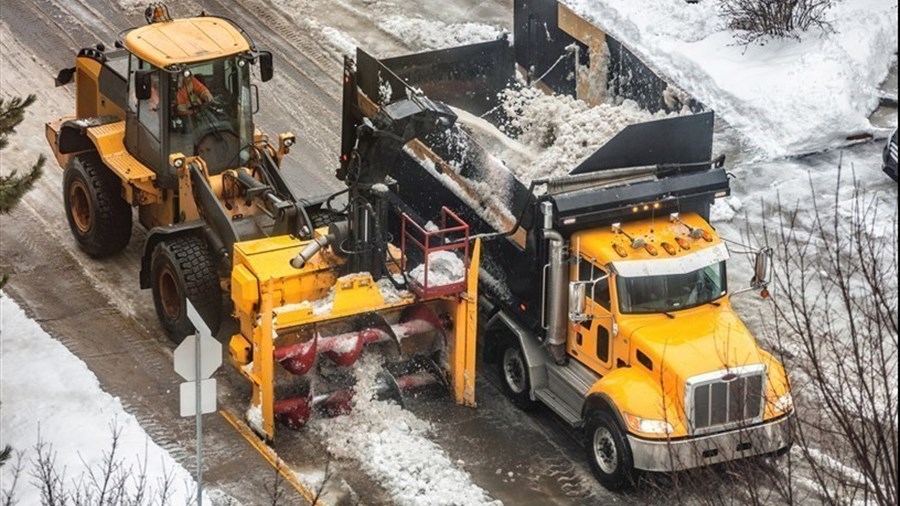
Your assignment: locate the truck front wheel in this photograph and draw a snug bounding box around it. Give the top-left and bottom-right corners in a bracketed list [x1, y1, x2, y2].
[63, 152, 132, 258]
[585, 410, 635, 491]
[150, 235, 222, 343]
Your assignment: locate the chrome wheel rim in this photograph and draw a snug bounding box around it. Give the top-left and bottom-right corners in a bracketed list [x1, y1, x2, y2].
[593, 426, 618, 475]
[502, 347, 527, 394]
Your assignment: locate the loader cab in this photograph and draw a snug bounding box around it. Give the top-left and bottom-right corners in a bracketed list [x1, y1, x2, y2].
[122, 15, 270, 187]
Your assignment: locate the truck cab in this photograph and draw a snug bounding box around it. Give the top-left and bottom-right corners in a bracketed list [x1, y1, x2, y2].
[492, 206, 793, 490]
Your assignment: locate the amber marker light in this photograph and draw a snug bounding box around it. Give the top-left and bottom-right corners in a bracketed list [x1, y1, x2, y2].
[676, 236, 691, 250]
[613, 243, 628, 258]
[644, 244, 659, 256]
[661, 242, 677, 256]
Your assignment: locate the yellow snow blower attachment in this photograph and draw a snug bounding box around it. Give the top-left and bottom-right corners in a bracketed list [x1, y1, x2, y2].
[228, 103, 482, 440]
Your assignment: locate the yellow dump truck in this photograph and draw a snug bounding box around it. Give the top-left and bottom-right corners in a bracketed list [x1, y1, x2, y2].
[342, 43, 794, 490]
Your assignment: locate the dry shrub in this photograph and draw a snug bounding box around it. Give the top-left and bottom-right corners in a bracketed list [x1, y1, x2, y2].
[720, 0, 836, 45]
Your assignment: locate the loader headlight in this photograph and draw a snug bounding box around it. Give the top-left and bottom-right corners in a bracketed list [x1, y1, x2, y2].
[774, 392, 794, 414]
[623, 412, 674, 435]
[173, 158, 184, 168]
[284, 137, 294, 148]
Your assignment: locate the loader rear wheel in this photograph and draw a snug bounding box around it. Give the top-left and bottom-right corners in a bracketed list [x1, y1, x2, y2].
[63, 152, 131, 258]
[498, 338, 539, 411]
[150, 235, 222, 343]
[585, 409, 635, 491]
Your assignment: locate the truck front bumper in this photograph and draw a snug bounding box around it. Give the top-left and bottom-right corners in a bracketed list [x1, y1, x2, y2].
[628, 414, 793, 472]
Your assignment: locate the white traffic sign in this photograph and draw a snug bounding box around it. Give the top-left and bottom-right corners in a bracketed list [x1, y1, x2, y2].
[174, 301, 222, 381]
[180, 379, 217, 416]
[175, 334, 222, 381]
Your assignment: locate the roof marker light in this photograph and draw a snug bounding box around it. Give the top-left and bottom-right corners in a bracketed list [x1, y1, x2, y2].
[661, 242, 678, 256]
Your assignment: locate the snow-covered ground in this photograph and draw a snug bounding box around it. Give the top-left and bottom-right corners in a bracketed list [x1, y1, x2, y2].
[0, 294, 204, 505]
[311, 358, 501, 506]
[562, 0, 899, 158]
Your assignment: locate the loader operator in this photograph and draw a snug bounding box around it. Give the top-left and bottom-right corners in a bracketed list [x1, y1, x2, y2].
[175, 73, 215, 116]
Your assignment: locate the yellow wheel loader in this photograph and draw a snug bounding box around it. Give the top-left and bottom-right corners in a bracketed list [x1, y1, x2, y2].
[46, 3, 481, 441]
[47, 3, 303, 340]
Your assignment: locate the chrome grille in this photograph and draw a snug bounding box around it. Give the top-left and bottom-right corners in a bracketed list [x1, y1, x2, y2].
[687, 365, 766, 433]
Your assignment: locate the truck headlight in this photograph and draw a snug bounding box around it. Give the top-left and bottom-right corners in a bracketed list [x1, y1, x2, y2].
[623, 412, 674, 435]
[774, 392, 794, 414]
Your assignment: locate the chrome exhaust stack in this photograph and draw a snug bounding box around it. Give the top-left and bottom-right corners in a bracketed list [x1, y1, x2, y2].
[541, 201, 568, 365]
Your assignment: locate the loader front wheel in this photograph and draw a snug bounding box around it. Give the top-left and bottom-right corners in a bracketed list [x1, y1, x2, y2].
[63, 153, 131, 258]
[150, 235, 222, 343]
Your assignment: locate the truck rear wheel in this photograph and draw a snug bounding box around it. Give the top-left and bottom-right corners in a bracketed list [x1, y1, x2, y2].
[63, 152, 132, 258]
[150, 235, 222, 343]
[585, 410, 635, 491]
[498, 338, 539, 411]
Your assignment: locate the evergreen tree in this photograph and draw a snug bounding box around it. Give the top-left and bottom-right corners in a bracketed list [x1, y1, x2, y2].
[0, 94, 45, 289]
[0, 95, 45, 215]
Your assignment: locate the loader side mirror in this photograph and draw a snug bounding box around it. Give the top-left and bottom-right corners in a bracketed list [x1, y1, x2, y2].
[750, 247, 773, 290]
[258, 51, 273, 82]
[134, 70, 153, 101]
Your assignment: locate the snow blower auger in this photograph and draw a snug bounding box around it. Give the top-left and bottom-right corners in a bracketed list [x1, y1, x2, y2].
[227, 72, 482, 440]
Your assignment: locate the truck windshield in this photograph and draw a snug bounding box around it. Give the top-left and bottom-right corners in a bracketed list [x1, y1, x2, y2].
[616, 261, 727, 314]
[168, 55, 253, 174]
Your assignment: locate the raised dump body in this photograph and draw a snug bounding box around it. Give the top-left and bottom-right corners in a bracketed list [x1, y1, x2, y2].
[341, 41, 793, 490]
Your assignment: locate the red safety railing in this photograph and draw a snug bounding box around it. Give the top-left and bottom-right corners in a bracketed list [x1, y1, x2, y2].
[401, 207, 470, 299]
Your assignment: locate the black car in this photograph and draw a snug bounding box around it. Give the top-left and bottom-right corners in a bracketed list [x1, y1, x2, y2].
[884, 128, 898, 182]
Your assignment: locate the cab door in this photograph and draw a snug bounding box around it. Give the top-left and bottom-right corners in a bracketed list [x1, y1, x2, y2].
[568, 258, 614, 376]
[125, 55, 163, 174]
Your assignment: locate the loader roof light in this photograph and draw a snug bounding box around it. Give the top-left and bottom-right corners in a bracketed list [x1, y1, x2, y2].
[144, 3, 172, 24]
[173, 158, 184, 168]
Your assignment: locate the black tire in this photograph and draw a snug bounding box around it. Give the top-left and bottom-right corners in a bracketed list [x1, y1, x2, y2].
[63, 152, 131, 258]
[585, 409, 636, 491]
[150, 235, 222, 343]
[498, 337, 539, 411]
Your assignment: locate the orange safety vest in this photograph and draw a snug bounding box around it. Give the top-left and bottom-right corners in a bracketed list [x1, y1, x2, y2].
[176, 77, 211, 115]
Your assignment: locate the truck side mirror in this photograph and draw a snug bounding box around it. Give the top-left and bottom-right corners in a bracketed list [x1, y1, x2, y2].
[134, 70, 153, 101]
[751, 247, 773, 290]
[258, 51, 273, 82]
[569, 281, 587, 322]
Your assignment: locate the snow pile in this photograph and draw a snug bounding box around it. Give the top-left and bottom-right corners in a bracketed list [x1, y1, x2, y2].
[496, 86, 670, 181]
[311, 358, 500, 506]
[561, 0, 899, 157]
[379, 16, 504, 51]
[408, 251, 466, 288]
[0, 294, 204, 504]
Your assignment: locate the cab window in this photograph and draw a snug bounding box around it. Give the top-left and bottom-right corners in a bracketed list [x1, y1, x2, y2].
[578, 259, 610, 309]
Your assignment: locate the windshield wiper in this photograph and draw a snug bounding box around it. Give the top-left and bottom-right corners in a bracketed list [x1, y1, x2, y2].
[662, 311, 676, 319]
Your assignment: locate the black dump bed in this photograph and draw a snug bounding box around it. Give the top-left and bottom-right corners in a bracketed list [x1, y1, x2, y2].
[341, 41, 730, 331]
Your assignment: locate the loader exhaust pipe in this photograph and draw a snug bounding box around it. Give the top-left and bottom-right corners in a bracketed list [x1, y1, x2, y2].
[541, 201, 568, 365]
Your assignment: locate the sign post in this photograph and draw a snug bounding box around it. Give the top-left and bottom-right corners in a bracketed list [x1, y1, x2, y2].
[175, 301, 222, 506]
